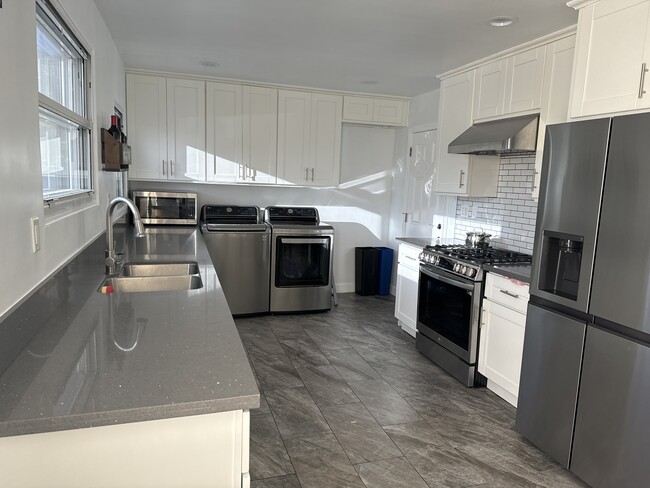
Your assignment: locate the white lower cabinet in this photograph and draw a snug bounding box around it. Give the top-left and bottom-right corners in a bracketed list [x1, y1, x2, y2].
[479, 272, 530, 406]
[394, 243, 422, 337]
[0, 410, 251, 488]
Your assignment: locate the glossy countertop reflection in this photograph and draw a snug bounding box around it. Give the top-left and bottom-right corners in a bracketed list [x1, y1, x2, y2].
[0, 226, 259, 437]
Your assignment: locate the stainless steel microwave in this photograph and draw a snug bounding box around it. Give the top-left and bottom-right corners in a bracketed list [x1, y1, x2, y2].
[131, 191, 198, 225]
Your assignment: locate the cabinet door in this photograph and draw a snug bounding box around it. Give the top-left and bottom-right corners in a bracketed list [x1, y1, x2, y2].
[277, 90, 311, 185]
[126, 74, 167, 180]
[570, 0, 650, 117]
[309, 93, 342, 186]
[373, 99, 406, 125]
[206, 82, 243, 183]
[434, 71, 474, 194]
[473, 59, 507, 120]
[533, 35, 575, 199]
[395, 263, 419, 335]
[166, 78, 206, 182]
[505, 46, 546, 114]
[342, 96, 374, 122]
[243, 86, 277, 184]
[478, 300, 526, 405]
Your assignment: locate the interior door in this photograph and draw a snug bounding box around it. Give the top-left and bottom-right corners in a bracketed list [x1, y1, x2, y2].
[404, 130, 436, 236]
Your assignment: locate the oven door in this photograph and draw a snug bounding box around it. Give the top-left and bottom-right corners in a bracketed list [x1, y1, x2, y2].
[274, 236, 331, 288]
[417, 264, 481, 364]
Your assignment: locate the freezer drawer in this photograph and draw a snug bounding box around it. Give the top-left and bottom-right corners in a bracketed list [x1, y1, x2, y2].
[570, 326, 650, 488]
[515, 303, 586, 468]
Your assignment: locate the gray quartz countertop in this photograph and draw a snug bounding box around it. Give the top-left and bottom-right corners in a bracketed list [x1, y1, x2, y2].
[483, 263, 532, 283]
[0, 225, 259, 437]
[396, 237, 459, 248]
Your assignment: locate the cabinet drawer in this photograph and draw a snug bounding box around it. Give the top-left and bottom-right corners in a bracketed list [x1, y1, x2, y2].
[398, 243, 422, 270]
[485, 272, 529, 313]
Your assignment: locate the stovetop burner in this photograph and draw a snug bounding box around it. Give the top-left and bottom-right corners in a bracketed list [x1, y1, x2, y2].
[419, 244, 531, 281]
[425, 245, 532, 265]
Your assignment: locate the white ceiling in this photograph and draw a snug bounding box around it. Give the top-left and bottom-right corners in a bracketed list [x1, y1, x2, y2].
[93, 0, 577, 97]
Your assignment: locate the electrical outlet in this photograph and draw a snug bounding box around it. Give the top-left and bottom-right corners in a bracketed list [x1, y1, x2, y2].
[468, 203, 475, 219]
[460, 204, 469, 218]
[31, 217, 41, 253]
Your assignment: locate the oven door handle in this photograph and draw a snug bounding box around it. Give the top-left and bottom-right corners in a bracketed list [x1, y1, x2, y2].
[279, 238, 329, 245]
[420, 266, 475, 292]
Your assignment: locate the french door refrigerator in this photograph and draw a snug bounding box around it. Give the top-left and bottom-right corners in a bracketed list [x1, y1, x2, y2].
[516, 113, 650, 488]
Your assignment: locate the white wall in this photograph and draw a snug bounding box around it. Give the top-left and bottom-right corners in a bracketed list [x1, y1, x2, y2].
[0, 0, 125, 318]
[132, 124, 397, 293]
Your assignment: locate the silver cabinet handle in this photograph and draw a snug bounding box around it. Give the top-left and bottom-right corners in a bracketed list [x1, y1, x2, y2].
[310, 168, 315, 182]
[213, 157, 217, 175]
[162, 160, 166, 176]
[459, 170, 466, 188]
[170, 160, 174, 176]
[499, 289, 519, 299]
[305, 168, 309, 182]
[639, 63, 649, 99]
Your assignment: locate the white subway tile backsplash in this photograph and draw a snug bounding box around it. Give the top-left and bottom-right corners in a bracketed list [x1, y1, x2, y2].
[455, 156, 538, 253]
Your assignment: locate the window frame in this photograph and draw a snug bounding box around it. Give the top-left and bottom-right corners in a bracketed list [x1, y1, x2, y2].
[36, 0, 94, 204]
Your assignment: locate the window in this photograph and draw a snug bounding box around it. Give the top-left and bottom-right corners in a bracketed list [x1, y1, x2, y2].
[36, 0, 92, 201]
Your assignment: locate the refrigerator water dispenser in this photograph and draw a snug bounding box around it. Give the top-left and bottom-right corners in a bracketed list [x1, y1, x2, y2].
[537, 231, 583, 301]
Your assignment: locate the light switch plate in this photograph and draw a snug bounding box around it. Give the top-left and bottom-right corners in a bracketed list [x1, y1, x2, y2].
[31, 217, 40, 253]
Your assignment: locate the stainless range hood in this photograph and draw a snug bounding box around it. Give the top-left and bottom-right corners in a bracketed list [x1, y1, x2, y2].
[448, 114, 539, 155]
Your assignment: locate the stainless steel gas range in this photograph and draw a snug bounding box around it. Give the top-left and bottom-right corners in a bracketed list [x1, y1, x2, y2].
[416, 244, 531, 387]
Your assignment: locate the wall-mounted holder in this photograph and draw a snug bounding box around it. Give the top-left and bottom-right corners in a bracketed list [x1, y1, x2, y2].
[101, 128, 130, 172]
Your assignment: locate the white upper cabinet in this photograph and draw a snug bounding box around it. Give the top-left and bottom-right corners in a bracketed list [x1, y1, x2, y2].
[570, 0, 650, 117]
[277, 90, 342, 186]
[277, 90, 312, 185]
[434, 71, 474, 194]
[343, 96, 408, 126]
[505, 46, 547, 114]
[242, 86, 278, 184]
[473, 59, 507, 120]
[533, 35, 576, 199]
[126, 74, 167, 180]
[206, 82, 243, 183]
[166, 78, 206, 182]
[309, 93, 342, 186]
[473, 47, 546, 121]
[126, 74, 205, 182]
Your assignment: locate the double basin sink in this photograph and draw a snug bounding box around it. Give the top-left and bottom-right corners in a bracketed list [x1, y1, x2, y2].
[100, 262, 203, 293]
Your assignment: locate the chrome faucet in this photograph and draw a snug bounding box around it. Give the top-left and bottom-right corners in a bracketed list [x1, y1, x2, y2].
[105, 196, 146, 275]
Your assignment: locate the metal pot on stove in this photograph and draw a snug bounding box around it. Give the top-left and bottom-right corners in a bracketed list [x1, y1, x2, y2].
[465, 231, 491, 248]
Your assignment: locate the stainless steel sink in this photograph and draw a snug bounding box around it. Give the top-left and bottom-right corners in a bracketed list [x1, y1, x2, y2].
[99, 261, 203, 293]
[119, 261, 200, 277]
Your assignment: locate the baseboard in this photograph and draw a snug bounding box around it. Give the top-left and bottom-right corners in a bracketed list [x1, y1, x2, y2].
[335, 283, 355, 293]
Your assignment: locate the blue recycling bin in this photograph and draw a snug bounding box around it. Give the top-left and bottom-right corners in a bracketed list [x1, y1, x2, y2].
[375, 247, 394, 296]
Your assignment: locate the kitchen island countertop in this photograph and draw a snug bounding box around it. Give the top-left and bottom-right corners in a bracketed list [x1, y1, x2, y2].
[0, 225, 259, 438]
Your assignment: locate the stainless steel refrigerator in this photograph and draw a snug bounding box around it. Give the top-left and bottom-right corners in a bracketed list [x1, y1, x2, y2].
[516, 113, 650, 488]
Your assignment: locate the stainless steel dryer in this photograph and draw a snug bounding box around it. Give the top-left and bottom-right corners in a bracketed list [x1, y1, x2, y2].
[200, 205, 270, 315]
[265, 207, 334, 313]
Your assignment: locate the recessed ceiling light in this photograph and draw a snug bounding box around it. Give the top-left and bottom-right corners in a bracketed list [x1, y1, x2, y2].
[489, 16, 516, 27]
[199, 60, 219, 68]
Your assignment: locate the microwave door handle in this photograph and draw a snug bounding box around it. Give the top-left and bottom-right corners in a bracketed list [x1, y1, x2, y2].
[420, 266, 475, 292]
[279, 238, 329, 245]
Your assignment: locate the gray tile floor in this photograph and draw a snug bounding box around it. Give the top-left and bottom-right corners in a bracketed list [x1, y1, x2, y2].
[236, 293, 589, 488]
